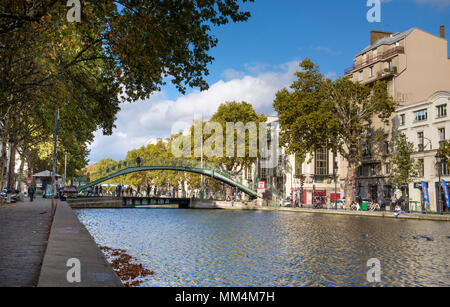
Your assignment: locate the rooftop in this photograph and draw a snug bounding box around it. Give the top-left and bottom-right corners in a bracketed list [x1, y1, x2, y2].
[356, 28, 415, 57]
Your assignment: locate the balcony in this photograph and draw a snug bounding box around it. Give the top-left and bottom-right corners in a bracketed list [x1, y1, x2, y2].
[344, 46, 404, 75]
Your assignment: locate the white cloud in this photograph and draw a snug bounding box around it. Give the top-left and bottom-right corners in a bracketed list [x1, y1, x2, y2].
[88, 60, 300, 163]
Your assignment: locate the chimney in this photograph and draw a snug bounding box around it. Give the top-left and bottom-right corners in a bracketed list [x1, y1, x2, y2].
[440, 25, 445, 39]
[370, 30, 392, 46]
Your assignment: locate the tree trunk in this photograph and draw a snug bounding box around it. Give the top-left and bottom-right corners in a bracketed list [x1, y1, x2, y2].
[18, 157, 25, 192]
[0, 133, 7, 189]
[344, 160, 358, 209]
[7, 140, 17, 191]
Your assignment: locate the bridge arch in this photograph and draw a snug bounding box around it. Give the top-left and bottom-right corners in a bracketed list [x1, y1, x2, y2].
[77, 163, 257, 199]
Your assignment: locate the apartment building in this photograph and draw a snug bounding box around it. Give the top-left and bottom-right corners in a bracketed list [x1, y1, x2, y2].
[394, 91, 450, 212]
[345, 26, 450, 104]
[343, 26, 450, 207]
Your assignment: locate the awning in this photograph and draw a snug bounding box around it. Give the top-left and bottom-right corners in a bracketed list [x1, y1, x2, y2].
[32, 170, 62, 178]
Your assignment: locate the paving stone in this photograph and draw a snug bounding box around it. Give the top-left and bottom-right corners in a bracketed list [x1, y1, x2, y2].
[0, 198, 52, 287]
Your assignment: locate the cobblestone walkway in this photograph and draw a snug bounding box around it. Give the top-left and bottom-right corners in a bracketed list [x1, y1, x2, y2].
[0, 199, 53, 287]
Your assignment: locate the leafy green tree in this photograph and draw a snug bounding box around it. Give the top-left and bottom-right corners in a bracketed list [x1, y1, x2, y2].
[208, 101, 267, 175]
[1, 0, 255, 189]
[388, 132, 422, 203]
[438, 140, 450, 165]
[273, 59, 396, 208]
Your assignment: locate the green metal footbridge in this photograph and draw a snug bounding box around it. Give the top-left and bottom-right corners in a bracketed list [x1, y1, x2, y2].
[77, 158, 258, 199]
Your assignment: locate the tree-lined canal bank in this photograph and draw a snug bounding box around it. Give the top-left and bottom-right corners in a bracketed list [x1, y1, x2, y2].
[76, 208, 450, 287]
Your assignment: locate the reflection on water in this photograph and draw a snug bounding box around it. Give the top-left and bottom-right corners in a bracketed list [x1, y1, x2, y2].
[75, 209, 450, 287]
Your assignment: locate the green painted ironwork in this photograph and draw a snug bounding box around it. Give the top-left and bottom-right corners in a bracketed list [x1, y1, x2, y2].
[77, 158, 258, 198]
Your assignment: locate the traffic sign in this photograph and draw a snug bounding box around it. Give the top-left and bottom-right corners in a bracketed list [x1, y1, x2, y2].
[257, 181, 266, 189]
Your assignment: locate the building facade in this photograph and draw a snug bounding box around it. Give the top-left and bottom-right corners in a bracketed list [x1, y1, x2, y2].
[395, 91, 450, 212]
[343, 26, 450, 208]
[248, 117, 342, 206]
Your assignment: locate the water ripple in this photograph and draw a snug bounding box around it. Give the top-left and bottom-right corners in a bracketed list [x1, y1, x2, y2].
[75, 209, 450, 287]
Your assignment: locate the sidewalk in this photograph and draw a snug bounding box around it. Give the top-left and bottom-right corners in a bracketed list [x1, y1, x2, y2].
[0, 198, 53, 287]
[236, 206, 450, 222]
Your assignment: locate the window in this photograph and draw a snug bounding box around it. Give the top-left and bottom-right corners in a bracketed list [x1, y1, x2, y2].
[387, 60, 392, 70]
[384, 141, 390, 155]
[373, 49, 378, 58]
[418, 132, 424, 151]
[358, 166, 364, 177]
[245, 167, 252, 181]
[437, 105, 447, 118]
[370, 164, 377, 177]
[259, 161, 267, 179]
[439, 128, 446, 141]
[315, 148, 329, 176]
[399, 114, 406, 126]
[370, 66, 374, 77]
[443, 163, 450, 176]
[385, 164, 391, 175]
[414, 109, 428, 122]
[439, 128, 446, 148]
[359, 71, 363, 81]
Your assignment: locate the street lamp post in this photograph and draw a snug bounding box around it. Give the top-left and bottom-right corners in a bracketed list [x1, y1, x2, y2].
[333, 149, 338, 210]
[436, 152, 442, 213]
[51, 109, 60, 215]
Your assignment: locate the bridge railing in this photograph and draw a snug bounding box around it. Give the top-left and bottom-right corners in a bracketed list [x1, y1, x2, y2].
[80, 158, 239, 186]
[78, 158, 289, 198]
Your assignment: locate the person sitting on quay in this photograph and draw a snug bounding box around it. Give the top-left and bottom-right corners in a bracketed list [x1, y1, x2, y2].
[351, 201, 360, 211]
[394, 204, 406, 217]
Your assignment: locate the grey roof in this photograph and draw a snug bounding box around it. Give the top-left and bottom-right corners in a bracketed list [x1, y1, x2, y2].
[356, 28, 415, 56]
[32, 170, 61, 178]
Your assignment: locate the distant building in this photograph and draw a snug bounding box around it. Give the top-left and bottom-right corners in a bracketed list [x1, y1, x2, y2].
[394, 91, 450, 212]
[244, 116, 341, 206]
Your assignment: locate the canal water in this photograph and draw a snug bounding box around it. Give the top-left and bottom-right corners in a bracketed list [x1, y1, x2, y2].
[75, 209, 450, 287]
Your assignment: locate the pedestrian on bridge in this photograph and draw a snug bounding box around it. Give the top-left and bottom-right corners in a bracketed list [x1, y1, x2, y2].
[146, 185, 151, 197]
[137, 186, 141, 197]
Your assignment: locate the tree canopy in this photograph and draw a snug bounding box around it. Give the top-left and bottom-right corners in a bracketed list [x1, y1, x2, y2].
[0, 0, 254, 188]
[273, 58, 396, 207]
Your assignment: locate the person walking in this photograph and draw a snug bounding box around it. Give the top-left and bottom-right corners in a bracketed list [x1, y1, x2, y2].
[146, 184, 151, 197]
[137, 185, 140, 197]
[28, 185, 35, 202]
[99, 185, 103, 196]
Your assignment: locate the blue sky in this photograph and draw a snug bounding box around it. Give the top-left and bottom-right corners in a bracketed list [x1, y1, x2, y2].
[88, 0, 450, 163]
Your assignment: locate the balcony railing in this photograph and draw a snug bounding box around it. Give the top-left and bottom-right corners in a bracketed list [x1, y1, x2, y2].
[344, 46, 404, 75]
